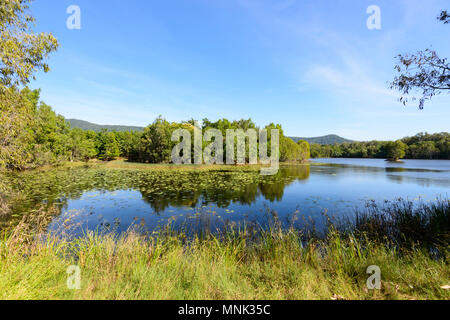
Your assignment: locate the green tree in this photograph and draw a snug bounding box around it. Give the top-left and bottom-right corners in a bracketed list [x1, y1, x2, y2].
[104, 132, 120, 161]
[390, 11, 449, 109]
[385, 141, 407, 161]
[140, 117, 173, 163]
[310, 144, 323, 158]
[96, 131, 120, 161]
[67, 129, 97, 162]
[115, 131, 143, 160]
[280, 136, 298, 162]
[32, 101, 71, 164]
[0, 0, 59, 87]
[0, 0, 58, 170]
[409, 141, 439, 159]
[297, 140, 311, 162]
[0, 88, 34, 169]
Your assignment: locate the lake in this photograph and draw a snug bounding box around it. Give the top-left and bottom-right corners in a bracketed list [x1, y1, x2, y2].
[2, 159, 449, 237]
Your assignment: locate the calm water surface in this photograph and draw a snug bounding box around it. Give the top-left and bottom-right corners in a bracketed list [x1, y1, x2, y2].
[43, 159, 449, 236]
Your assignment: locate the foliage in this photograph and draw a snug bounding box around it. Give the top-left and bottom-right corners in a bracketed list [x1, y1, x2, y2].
[32, 100, 72, 165]
[2, 90, 448, 168]
[0, 87, 43, 169]
[1, 89, 90, 169]
[391, 49, 450, 109]
[390, 11, 449, 109]
[0, 0, 59, 87]
[69, 118, 354, 147]
[280, 137, 310, 162]
[310, 132, 449, 160]
[1, 92, 312, 169]
[408, 141, 439, 159]
[0, 198, 448, 300]
[385, 140, 407, 161]
[297, 140, 310, 161]
[0, 0, 59, 169]
[140, 117, 174, 163]
[67, 129, 97, 162]
[96, 130, 120, 161]
[115, 130, 142, 161]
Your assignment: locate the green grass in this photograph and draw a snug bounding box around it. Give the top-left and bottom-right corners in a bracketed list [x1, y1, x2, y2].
[0, 217, 448, 300]
[104, 159, 266, 171]
[0, 164, 448, 300]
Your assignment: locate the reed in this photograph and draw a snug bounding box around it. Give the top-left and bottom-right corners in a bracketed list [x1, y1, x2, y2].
[0, 199, 448, 300]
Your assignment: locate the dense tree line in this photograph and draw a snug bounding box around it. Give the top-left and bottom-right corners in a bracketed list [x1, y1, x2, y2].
[128, 118, 310, 164]
[0, 89, 311, 170]
[2, 88, 448, 171]
[1, 87, 447, 170]
[310, 132, 450, 160]
[1, 2, 448, 171]
[0, 3, 310, 171]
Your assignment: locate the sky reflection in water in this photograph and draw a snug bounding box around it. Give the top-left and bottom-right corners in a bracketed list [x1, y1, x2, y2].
[47, 159, 450, 237]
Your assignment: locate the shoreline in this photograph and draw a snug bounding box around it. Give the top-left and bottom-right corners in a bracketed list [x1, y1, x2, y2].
[1, 223, 448, 300]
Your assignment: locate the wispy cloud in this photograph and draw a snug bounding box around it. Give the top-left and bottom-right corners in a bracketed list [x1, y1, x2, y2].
[83, 79, 137, 97]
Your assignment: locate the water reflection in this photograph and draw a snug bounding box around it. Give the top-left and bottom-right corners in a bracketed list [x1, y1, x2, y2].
[1, 160, 449, 236]
[139, 165, 310, 211]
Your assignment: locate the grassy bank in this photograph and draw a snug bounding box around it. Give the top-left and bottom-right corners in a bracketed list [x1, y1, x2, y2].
[0, 200, 449, 300]
[0, 164, 448, 300]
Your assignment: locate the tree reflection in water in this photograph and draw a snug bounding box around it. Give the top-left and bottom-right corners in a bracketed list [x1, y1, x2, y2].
[139, 165, 310, 212]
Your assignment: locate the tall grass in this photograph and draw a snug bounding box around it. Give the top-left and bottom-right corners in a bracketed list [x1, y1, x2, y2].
[348, 198, 449, 250]
[0, 199, 448, 300]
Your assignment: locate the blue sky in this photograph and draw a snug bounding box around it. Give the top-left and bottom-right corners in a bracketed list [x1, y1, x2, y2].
[30, 0, 449, 140]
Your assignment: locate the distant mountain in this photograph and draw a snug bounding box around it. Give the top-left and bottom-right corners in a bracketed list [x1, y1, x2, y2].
[289, 135, 354, 145]
[67, 119, 144, 132]
[68, 119, 353, 144]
